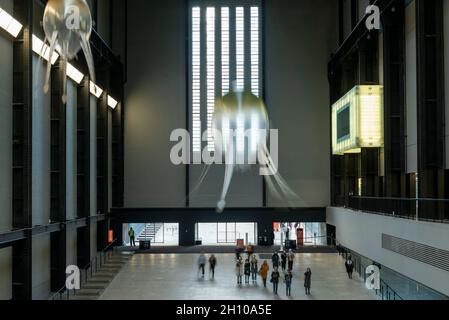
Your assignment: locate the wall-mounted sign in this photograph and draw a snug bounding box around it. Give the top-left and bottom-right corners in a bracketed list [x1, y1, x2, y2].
[332, 85, 384, 155]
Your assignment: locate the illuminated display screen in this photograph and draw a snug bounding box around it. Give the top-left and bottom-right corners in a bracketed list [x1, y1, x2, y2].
[337, 104, 350, 142]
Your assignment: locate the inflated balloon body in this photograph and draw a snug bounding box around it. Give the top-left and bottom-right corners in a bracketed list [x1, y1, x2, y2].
[42, 0, 95, 103]
[212, 86, 299, 213]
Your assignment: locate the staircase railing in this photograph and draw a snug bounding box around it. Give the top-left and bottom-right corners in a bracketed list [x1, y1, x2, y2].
[337, 245, 403, 301]
[49, 239, 118, 300]
[137, 223, 164, 242]
[375, 279, 403, 300]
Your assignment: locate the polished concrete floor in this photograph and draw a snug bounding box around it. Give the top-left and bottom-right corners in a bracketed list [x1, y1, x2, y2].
[100, 253, 377, 300]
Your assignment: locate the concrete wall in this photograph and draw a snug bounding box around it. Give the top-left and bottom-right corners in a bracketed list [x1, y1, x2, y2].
[444, 0, 449, 169]
[66, 228, 77, 267]
[358, 0, 370, 20]
[0, 0, 13, 232]
[97, 0, 111, 46]
[32, 234, 51, 300]
[0, 0, 13, 299]
[125, 0, 186, 207]
[32, 57, 51, 226]
[265, 0, 337, 207]
[66, 80, 77, 220]
[342, 0, 352, 40]
[108, 110, 112, 211]
[405, 0, 418, 173]
[327, 207, 449, 297]
[90, 96, 97, 215]
[90, 223, 97, 259]
[0, 247, 12, 300]
[124, 0, 337, 208]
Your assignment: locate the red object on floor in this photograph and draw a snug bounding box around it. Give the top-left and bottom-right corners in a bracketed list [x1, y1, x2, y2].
[297, 228, 304, 246]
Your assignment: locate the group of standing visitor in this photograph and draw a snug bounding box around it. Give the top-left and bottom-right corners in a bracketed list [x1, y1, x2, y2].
[196, 250, 313, 297]
[234, 249, 312, 297]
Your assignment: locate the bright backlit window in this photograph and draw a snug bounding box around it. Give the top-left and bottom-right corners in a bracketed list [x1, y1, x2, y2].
[189, 1, 262, 153]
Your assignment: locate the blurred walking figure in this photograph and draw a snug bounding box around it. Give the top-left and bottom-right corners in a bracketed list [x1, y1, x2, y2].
[209, 254, 217, 279]
[244, 259, 251, 284]
[198, 252, 206, 278]
[280, 251, 287, 272]
[345, 256, 354, 279]
[287, 249, 295, 271]
[128, 227, 136, 247]
[271, 251, 280, 269]
[304, 268, 312, 295]
[250, 255, 258, 283]
[235, 258, 244, 285]
[259, 260, 270, 288]
[271, 267, 280, 295]
[284, 270, 293, 296]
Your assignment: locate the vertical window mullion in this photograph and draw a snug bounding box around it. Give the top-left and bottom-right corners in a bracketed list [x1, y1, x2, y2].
[250, 6, 260, 97]
[216, 6, 222, 98]
[229, 4, 237, 90]
[191, 7, 202, 153]
[221, 7, 230, 96]
[206, 7, 215, 152]
[235, 6, 245, 91]
[244, 5, 252, 91]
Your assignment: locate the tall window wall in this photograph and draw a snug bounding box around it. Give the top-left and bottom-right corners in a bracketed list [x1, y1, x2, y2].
[189, 0, 263, 154]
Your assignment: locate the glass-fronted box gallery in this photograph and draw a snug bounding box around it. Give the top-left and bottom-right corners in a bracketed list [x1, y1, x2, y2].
[122, 222, 327, 247]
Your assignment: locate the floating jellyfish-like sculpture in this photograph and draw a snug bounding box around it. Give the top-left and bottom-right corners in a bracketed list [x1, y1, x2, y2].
[212, 84, 299, 213]
[42, 0, 95, 103]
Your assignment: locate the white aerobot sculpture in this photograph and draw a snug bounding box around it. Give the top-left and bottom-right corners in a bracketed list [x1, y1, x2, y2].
[41, 0, 95, 103]
[210, 83, 298, 212]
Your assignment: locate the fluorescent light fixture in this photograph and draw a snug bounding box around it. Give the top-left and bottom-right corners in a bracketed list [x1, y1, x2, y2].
[332, 85, 384, 155]
[32, 34, 59, 64]
[0, 7, 23, 37]
[90, 81, 103, 98]
[107, 95, 118, 109]
[66, 62, 84, 84]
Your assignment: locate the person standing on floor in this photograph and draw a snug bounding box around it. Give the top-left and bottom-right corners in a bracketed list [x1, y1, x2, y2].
[259, 260, 270, 288]
[235, 258, 244, 285]
[304, 268, 312, 295]
[244, 259, 251, 284]
[272, 251, 280, 269]
[280, 251, 287, 272]
[209, 254, 217, 279]
[128, 227, 136, 247]
[271, 267, 280, 295]
[198, 252, 207, 278]
[345, 256, 354, 279]
[287, 249, 295, 271]
[284, 270, 293, 297]
[250, 255, 258, 283]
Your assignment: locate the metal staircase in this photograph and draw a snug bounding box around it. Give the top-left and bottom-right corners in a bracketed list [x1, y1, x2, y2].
[137, 223, 164, 242]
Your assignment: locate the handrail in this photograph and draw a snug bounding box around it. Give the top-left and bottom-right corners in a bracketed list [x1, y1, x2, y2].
[337, 245, 403, 301]
[350, 196, 449, 202]
[345, 196, 449, 224]
[376, 279, 403, 301]
[49, 239, 118, 300]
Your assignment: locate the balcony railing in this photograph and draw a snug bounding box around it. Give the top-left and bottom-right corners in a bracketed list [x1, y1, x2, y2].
[346, 196, 449, 224]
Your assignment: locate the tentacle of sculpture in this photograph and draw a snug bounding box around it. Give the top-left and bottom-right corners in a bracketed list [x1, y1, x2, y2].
[261, 143, 303, 205]
[217, 164, 234, 213]
[43, 30, 58, 94]
[80, 32, 95, 83]
[182, 164, 212, 206]
[61, 41, 68, 103]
